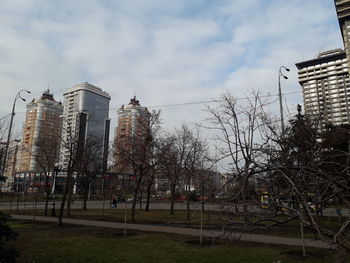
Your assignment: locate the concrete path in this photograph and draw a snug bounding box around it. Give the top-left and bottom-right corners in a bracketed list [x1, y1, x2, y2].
[11, 214, 332, 249]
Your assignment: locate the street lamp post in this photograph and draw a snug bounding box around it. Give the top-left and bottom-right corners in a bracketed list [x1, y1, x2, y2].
[51, 163, 59, 217]
[1, 90, 31, 187]
[278, 66, 290, 133]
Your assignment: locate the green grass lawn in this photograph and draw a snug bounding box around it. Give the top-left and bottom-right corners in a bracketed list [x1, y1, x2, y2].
[11, 208, 201, 224]
[11, 207, 343, 240]
[8, 220, 341, 263]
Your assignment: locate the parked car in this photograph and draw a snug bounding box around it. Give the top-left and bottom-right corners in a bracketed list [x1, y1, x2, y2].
[127, 197, 140, 201]
[117, 196, 125, 202]
[152, 194, 161, 200]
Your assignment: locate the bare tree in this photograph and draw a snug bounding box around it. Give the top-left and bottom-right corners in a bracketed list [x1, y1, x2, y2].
[207, 91, 269, 217]
[158, 134, 180, 215]
[181, 125, 209, 221]
[20, 132, 60, 215]
[57, 120, 81, 226]
[114, 110, 161, 222]
[76, 136, 104, 210]
[206, 93, 350, 253]
[144, 166, 156, 212]
[157, 125, 208, 216]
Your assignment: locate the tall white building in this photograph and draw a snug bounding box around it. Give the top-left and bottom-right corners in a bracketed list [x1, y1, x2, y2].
[60, 82, 110, 171]
[294, 1, 350, 128]
[335, 0, 350, 72]
[296, 49, 350, 128]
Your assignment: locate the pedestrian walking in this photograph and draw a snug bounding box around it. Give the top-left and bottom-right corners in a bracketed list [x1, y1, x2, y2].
[112, 197, 117, 208]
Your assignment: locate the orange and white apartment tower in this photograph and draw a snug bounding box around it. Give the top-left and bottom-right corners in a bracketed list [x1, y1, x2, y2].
[16, 90, 63, 172]
[114, 96, 151, 174]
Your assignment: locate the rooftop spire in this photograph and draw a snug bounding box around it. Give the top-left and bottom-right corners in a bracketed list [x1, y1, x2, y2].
[129, 96, 140, 106]
[41, 89, 54, 101]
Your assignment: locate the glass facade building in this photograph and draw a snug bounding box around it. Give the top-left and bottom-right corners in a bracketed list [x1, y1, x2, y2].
[60, 82, 110, 171]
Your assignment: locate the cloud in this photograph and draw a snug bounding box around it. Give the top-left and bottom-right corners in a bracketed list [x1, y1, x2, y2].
[0, 0, 343, 141]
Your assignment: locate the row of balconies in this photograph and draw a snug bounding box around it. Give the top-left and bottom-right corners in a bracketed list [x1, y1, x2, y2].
[298, 63, 347, 72]
[299, 70, 348, 80]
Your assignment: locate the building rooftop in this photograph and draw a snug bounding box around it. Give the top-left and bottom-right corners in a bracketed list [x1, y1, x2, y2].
[295, 49, 346, 69]
[129, 96, 140, 106]
[40, 89, 55, 101]
[29, 89, 62, 106]
[64, 82, 111, 99]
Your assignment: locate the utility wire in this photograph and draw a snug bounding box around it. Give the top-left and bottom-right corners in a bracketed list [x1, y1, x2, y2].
[4, 90, 302, 115]
[146, 91, 301, 108]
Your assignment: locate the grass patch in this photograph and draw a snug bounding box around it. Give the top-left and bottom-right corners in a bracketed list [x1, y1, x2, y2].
[9, 220, 340, 263]
[12, 208, 343, 240]
[8, 220, 55, 230]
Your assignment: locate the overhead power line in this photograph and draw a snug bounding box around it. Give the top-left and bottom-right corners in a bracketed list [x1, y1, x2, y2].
[4, 90, 302, 115]
[145, 91, 301, 108]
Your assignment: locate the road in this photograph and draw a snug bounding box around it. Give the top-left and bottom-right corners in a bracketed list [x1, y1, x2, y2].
[1, 200, 349, 217]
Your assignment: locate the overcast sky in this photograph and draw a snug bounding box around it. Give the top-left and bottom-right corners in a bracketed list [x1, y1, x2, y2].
[0, 0, 343, 140]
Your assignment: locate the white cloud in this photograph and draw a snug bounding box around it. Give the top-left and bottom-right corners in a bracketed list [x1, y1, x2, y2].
[0, 0, 343, 141]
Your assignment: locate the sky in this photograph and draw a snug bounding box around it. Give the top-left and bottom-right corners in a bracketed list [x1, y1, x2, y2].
[0, 0, 343, 141]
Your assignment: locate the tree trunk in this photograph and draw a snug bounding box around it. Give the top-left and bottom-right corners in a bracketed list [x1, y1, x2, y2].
[139, 188, 143, 210]
[124, 200, 127, 237]
[83, 192, 88, 210]
[300, 216, 306, 257]
[186, 176, 191, 222]
[131, 173, 143, 222]
[241, 179, 248, 223]
[67, 184, 73, 217]
[88, 181, 92, 201]
[32, 192, 39, 223]
[170, 183, 176, 215]
[145, 178, 154, 212]
[44, 176, 50, 216]
[186, 197, 190, 222]
[22, 192, 27, 213]
[201, 178, 205, 213]
[100, 176, 105, 196]
[145, 186, 151, 212]
[44, 191, 50, 216]
[58, 173, 70, 226]
[16, 194, 19, 212]
[66, 177, 75, 216]
[200, 201, 203, 245]
[9, 192, 14, 214]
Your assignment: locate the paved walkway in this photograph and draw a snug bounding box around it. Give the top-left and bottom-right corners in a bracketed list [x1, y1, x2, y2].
[11, 214, 331, 249]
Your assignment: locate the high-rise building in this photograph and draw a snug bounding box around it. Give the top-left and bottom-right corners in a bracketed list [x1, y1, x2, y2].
[294, 1, 350, 128]
[16, 90, 63, 172]
[114, 96, 151, 173]
[335, 0, 350, 72]
[59, 82, 110, 171]
[296, 49, 350, 128]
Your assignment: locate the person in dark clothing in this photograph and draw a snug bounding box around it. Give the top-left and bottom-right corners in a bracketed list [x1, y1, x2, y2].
[112, 197, 117, 208]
